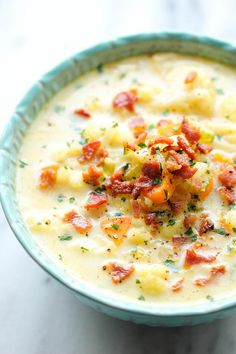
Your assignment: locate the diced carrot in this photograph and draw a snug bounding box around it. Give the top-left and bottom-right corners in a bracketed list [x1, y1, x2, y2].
[39, 165, 59, 189]
[100, 217, 132, 246]
[145, 175, 175, 204]
[198, 178, 214, 200]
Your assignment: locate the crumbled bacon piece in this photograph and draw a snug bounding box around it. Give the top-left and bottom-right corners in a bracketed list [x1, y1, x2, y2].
[196, 143, 212, 154]
[211, 265, 226, 277]
[184, 214, 197, 229]
[97, 148, 109, 166]
[113, 90, 138, 112]
[184, 249, 216, 266]
[148, 136, 174, 147]
[177, 136, 196, 159]
[199, 218, 214, 236]
[150, 146, 157, 155]
[74, 108, 91, 118]
[144, 212, 156, 225]
[78, 141, 101, 164]
[110, 167, 125, 182]
[39, 165, 58, 189]
[194, 265, 226, 287]
[124, 142, 136, 151]
[168, 200, 185, 215]
[168, 149, 189, 168]
[63, 211, 92, 233]
[142, 161, 161, 179]
[173, 165, 197, 179]
[132, 175, 153, 199]
[82, 164, 102, 186]
[172, 235, 190, 247]
[132, 200, 141, 218]
[219, 186, 236, 204]
[172, 278, 184, 292]
[108, 262, 134, 283]
[85, 191, 107, 209]
[184, 71, 197, 84]
[218, 165, 236, 188]
[194, 278, 208, 287]
[106, 180, 134, 196]
[181, 117, 200, 144]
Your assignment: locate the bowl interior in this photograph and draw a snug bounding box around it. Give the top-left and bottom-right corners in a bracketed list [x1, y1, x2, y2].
[2, 32, 236, 318]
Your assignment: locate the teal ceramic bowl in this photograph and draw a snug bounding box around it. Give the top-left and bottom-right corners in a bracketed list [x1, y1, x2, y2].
[2, 33, 236, 327]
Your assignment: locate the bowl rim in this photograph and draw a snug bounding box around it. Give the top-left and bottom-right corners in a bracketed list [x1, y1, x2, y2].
[2, 32, 236, 319]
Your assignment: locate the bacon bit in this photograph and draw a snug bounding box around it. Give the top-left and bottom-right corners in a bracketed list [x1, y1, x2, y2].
[199, 218, 214, 236]
[157, 119, 170, 127]
[108, 262, 134, 284]
[112, 90, 138, 112]
[150, 146, 157, 155]
[177, 136, 196, 159]
[173, 165, 197, 179]
[97, 148, 109, 166]
[110, 167, 126, 182]
[63, 211, 92, 233]
[128, 116, 145, 137]
[132, 200, 141, 218]
[106, 180, 134, 196]
[39, 165, 58, 189]
[196, 143, 213, 154]
[184, 71, 197, 84]
[218, 164, 236, 188]
[135, 130, 148, 144]
[172, 278, 184, 292]
[74, 108, 91, 118]
[194, 278, 208, 287]
[184, 214, 197, 229]
[181, 117, 201, 144]
[82, 164, 102, 186]
[185, 249, 216, 266]
[85, 192, 107, 209]
[194, 265, 226, 287]
[142, 161, 161, 179]
[168, 149, 189, 167]
[148, 136, 174, 147]
[144, 212, 156, 225]
[132, 175, 153, 199]
[169, 200, 185, 215]
[172, 235, 190, 247]
[219, 186, 236, 204]
[78, 141, 101, 164]
[124, 141, 136, 151]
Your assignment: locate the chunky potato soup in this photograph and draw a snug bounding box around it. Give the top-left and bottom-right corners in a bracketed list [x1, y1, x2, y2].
[16, 53, 236, 306]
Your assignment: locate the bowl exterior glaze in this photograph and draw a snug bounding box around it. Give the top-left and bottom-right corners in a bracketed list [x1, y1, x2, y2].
[2, 33, 236, 326]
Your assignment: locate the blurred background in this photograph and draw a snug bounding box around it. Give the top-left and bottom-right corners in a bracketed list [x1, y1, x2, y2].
[1, 0, 236, 353]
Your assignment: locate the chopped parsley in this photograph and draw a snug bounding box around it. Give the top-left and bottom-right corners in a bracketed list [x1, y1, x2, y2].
[121, 197, 126, 202]
[19, 159, 28, 168]
[191, 234, 198, 242]
[122, 163, 130, 171]
[81, 246, 89, 253]
[189, 159, 196, 167]
[58, 254, 63, 261]
[69, 196, 76, 204]
[214, 228, 227, 235]
[138, 295, 145, 301]
[138, 142, 147, 148]
[233, 228, 236, 233]
[187, 202, 197, 212]
[167, 219, 175, 226]
[136, 279, 141, 284]
[229, 203, 236, 210]
[79, 129, 89, 145]
[111, 224, 120, 231]
[206, 295, 214, 302]
[112, 122, 119, 128]
[57, 194, 65, 203]
[185, 227, 193, 236]
[153, 178, 162, 186]
[58, 234, 72, 241]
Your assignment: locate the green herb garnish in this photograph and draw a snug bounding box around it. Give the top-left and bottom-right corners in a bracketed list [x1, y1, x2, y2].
[58, 234, 72, 241]
[138, 295, 145, 301]
[19, 159, 28, 168]
[69, 197, 76, 204]
[153, 178, 162, 186]
[57, 194, 65, 203]
[167, 219, 175, 226]
[138, 142, 147, 148]
[185, 227, 193, 236]
[112, 224, 120, 231]
[214, 228, 227, 235]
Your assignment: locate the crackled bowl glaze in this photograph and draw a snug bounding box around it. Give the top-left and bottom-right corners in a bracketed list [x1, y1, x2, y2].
[2, 33, 236, 326]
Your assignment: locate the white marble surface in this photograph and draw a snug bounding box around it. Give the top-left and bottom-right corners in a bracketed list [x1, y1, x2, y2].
[2, 1, 236, 353]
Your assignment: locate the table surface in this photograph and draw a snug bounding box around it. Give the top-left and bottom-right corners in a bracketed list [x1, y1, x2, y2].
[1, 1, 236, 353]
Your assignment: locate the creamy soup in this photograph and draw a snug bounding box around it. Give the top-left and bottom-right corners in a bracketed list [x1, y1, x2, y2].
[16, 53, 236, 306]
